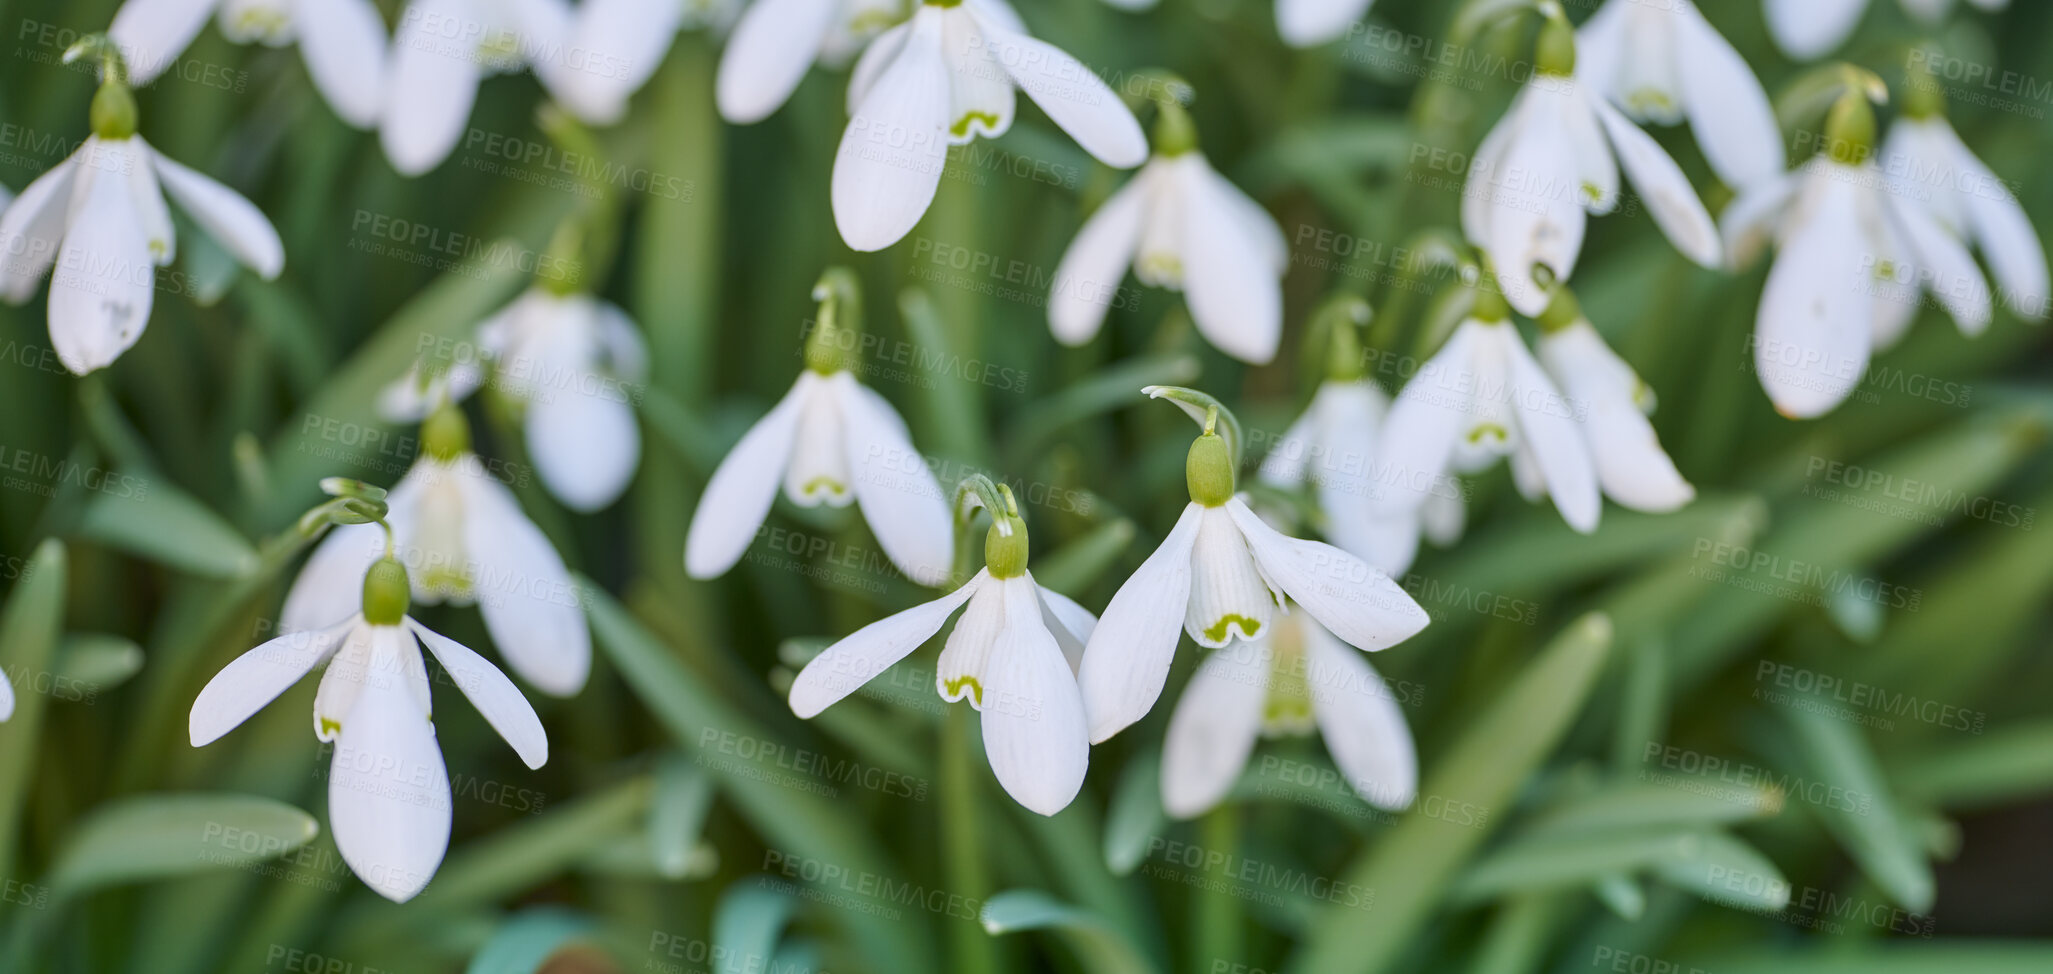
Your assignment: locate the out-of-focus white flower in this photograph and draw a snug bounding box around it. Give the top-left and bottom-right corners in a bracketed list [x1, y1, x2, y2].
[1764, 0, 2010, 62]
[1047, 123, 1286, 364]
[1160, 608, 1414, 818]
[1576, 0, 1781, 191]
[1276, 0, 1375, 48]
[0, 133, 284, 374]
[192, 557, 546, 902]
[283, 417, 591, 697]
[477, 289, 648, 511]
[717, 0, 907, 124]
[1535, 309, 1693, 513]
[0, 662, 13, 722]
[382, 0, 574, 175]
[1879, 113, 2047, 326]
[831, 0, 1146, 251]
[110, 0, 390, 126]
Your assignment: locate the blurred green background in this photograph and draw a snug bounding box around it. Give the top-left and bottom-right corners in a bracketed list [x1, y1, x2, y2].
[1, 0, 2052, 971]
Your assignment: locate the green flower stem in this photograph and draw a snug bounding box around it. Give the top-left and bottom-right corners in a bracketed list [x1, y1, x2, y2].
[942, 704, 1001, 974]
[806, 267, 863, 375]
[1193, 804, 1243, 970]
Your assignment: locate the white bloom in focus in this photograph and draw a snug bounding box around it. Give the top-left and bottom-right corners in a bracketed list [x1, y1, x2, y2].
[1276, 0, 1375, 48]
[1463, 72, 1722, 315]
[1879, 115, 2048, 324]
[831, 0, 1146, 251]
[381, 0, 569, 175]
[0, 136, 284, 374]
[685, 368, 953, 586]
[110, 0, 390, 126]
[1373, 316, 1602, 532]
[1048, 151, 1287, 364]
[788, 566, 1097, 815]
[282, 452, 592, 696]
[1764, 0, 2009, 62]
[190, 563, 546, 902]
[1161, 609, 1415, 818]
[1256, 380, 1430, 576]
[717, 0, 907, 124]
[1721, 155, 1992, 418]
[1536, 319, 1693, 512]
[1576, 0, 1781, 190]
[1077, 438, 1429, 744]
[480, 290, 648, 511]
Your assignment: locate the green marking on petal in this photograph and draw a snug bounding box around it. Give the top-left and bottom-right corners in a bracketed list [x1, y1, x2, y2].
[1466, 423, 1509, 446]
[1203, 614, 1262, 644]
[943, 675, 983, 706]
[320, 718, 340, 738]
[951, 111, 1000, 139]
[802, 477, 848, 498]
[1582, 181, 1603, 204]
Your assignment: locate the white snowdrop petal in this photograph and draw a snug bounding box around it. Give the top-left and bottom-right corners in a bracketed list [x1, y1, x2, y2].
[0, 156, 77, 302]
[409, 620, 549, 769]
[834, 374, 955, 587]
[1485, 91, 1586, 316]
[1720, 170, 1799, 268]
[718, 0, 841, 124]
[1226, 498, 1429, 653]
[1561, 91, 1620, 215]
[295, 0, 390, 127]
[941, 9, 1017, 143]
[553, 0, 684, 124]
[1753, 168, 1871, 418]
[459, 467, 591, 697]
[527, 369, 641, 512]
[980, 577, 1090, 816]
[1037, 585, 1098, 674]
[1048, 164, 1148, 345]
[382, 0, 485, 176]
[1078, 503, 1203, 743]
[1540, 323, 1693, 513]
[1372, 321, 1481, 518]
[1883, 189, 1993, 337]
[190, 617, 359, 747]
[1497, 326, 1603, 532]
[1593, 101, 1721, 268]
[1276, 0, 1375, 48]
[0, 668, 12, 720]
[1674, 2, 1783, 190]
[975, 19, 1146, 168]
[1160, 640, 1270, 819]
[109, 0, 219, 86]
[125, 145, 175, 266]
[790, 571, 985, 718]
[150, 148, 286, 278]
[1186, 506, 1279, 648]
[1763, 0, 1867, 60]
[937, 581, 1008, 704]
[328, 651, 451, 903]
[1421, 486, 1466, 547]
[832, 10, 951, 251]
[845, 21, 912, 114]
[1303, 620, 1417, 810]
[1181, 157, 1283, 364]
[49, 149, 155, 375]
[684, 375, 812, 579]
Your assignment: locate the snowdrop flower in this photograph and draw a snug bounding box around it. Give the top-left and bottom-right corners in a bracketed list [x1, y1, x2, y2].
[686, 271, 952, 585]
[1765, 0, 2010, 62]
[1048, 97, 1287, 364]
[1463, 10, 1720, 315]
[382, 0, 568, 175]
[283, 406, 591, 696]
[1878, 94, 2047, 324]
[1575, 0, 1781, 190]
[1532, 286, 1693, 513]
[192, 554, 546, 902]
[1372, 289, 1602, 533]
[1721, 94, 1991, 417]
[0, 69, 284, 375]
[1276, 0, 1375, 48]
[1161, 606, 1415, 818]
[110, 0, 389, 126]
[1078, 388, 1430, 744]
[832, 0, 1146, 251]
[788, 482, 1095, 815]
[717, 0, 907, 124]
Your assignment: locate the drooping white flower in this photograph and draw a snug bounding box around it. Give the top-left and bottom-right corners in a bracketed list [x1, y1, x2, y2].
[1764, 0, 2010, 62]
[111, 0, 390, 126]
[1535, 316, 1694, 513]
[282, 446, 592, 697]
[1575, 0, 1781, 191]
[1078, 416, 1429, 745]
[1276, 0, 1375, 48]
[1161, 608, 1415, 818]
[1048, 143, 1287, 364]
[685, 368, 953, 586]
[1878, 114, 2048, 324]
[381, 0, 569, 175]
[831, 0, 1146, 251]
[717, 0, 907, 124]
[0, 135, 285, 375]
[1721, 151, 1992, 418]
[1256, 379, 1431, 577]
[191, 558, 546, 902]
[1372, 314, 1602, 533]
[1463, 60, 1722, 315]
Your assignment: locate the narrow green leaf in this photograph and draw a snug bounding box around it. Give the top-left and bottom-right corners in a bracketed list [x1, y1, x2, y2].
[1780, 706, 1934, 912]
[1646, 830, 1791, 913]
[74, 480, 258, 578]
[45, 793, 318, 897]
[980, 889, 1159, 974]
[464, 908, 598, 974]
[1449, 829, 1699, 904]
[1102, 747, 1165, 876]
[713, 882, 799, 974]
[51, 633, 145, 695]
[0, 539, 67, 883]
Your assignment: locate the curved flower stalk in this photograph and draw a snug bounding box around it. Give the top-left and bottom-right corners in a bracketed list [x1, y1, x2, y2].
[1078, 387, 1430, 744]
[831, 0, 1146, 251]
[1048, 92, 1287, 364]
[1765, 0, 2010, 62]
[1276, 0, 1376, 48]
[0, 45, 284, 375]
[192, 497, 546, 903]
[717, 0, 907, 124]
[1162, 602, 1415, 818]
[685, 270, 953, 585]
[381, 0, 572, 175]
[110, 0, 389, 126]
[1721, 88, 1991, 418]
[1575, 0, 1782, 191]
[1532, 285, 1694, 513]
[1464, 5, 1720, 315]
[283, 404, 591, 697]
[1372, 284, 1603, 533]
[788, 478, 1095, 815]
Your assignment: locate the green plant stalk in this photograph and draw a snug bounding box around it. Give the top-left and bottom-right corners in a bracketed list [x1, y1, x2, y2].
[1193, 805, 1242, 970]
[943, 705, 1000, 974]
